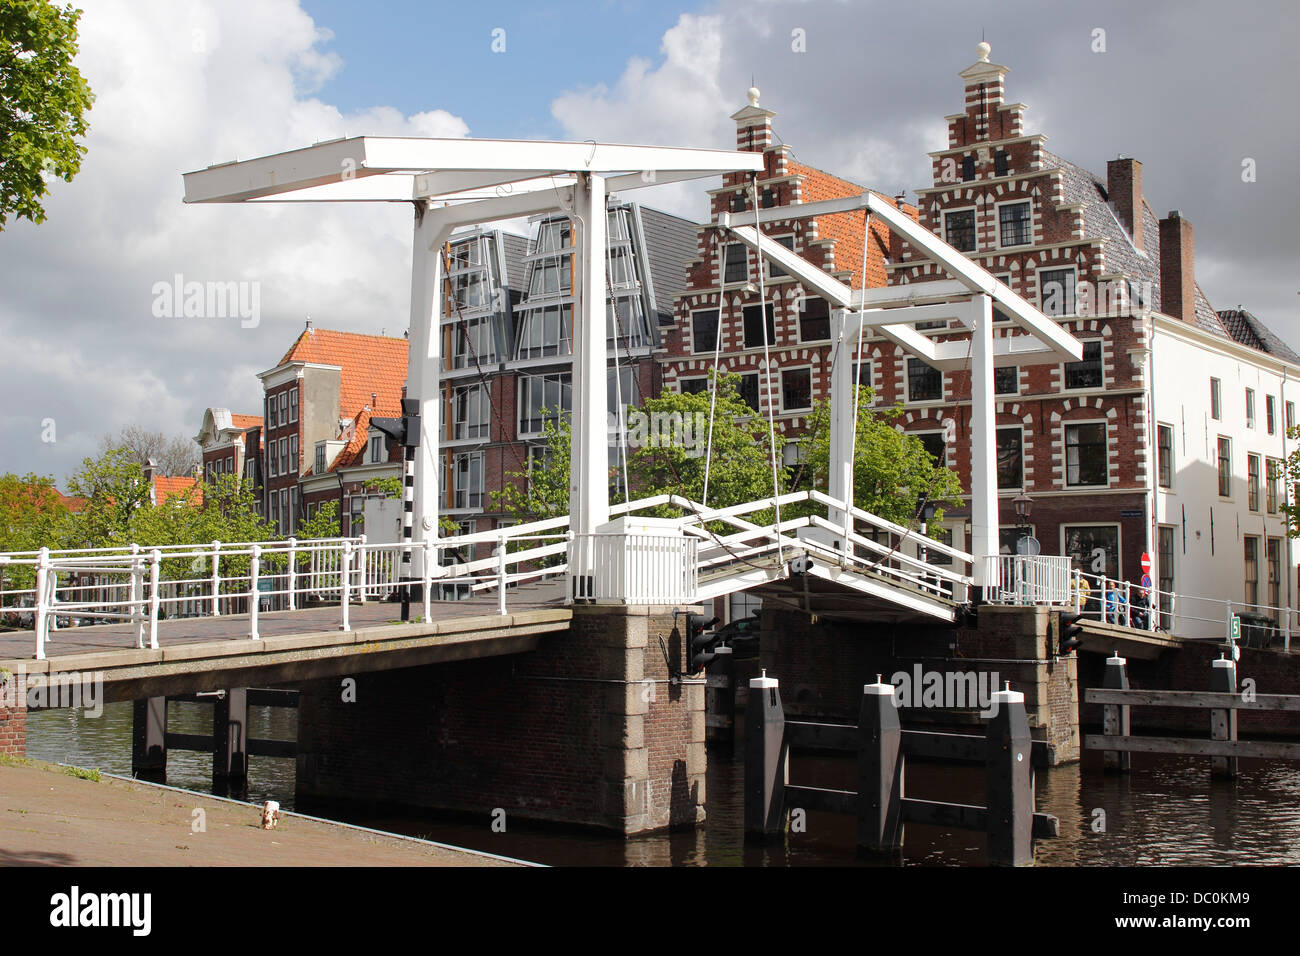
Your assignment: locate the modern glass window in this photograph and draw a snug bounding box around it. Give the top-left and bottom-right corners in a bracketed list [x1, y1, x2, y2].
[455, 314, 496, 367]
[997, 427, 1023, 488]
[1246, 388, 1256, 429]
[452, 452, 484, 510]
[781, 368, 812, 412]
[738, 373, 760, 412]
[907, 358, 942, 402]
[607, 296, 651, 351]
[1210, 378, 1222, 420]
[518, 373, 572, 435]
[944, 209, 976, 252]
[528, 257, 570, 297]
[1063, 524, 1120, 580]
[1248, 454, 1261, 511]
[690, 309, 719, 354]
[724, 243, 747, 284]
[453, 384, 490, 441]
[994, 366, 1019, 395]
[1217, 436, 1232, 497]
[1157, 423, 1174, 488]
[998, 201, 1032, 247]
[1267, 395, 1276, 435]
[534, 219, 571, 254]
[1039, 268, 1076, 317]
[742, 303, 776, 349]
[1267, 458, 1282, 513]
[515, 305, 571, 359]
[1065, 422, 1108, 486]
[798, 298, 831, 342]
[1064, 340, 1103, 390]
[289, 435, 297, 473]
[1244, 536, 1260, 607]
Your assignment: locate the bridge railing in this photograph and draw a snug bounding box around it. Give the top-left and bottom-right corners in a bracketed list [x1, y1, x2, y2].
[980, 555, 1074, 607]
[568, 534, 698, 604]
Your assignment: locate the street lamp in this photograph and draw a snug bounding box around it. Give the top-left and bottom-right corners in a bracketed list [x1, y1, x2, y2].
[1013, 491, 1033, 543]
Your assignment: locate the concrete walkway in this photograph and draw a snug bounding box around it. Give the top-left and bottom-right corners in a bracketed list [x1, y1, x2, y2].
[0, 759, 524, 866]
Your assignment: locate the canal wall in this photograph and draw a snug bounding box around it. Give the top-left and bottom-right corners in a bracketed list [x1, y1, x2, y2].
[0, 687, 23, 756]
[294, 605, 706, 835]
[755, 605, 1080, 764]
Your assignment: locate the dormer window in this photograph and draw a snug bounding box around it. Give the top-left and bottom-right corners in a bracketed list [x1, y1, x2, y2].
[315, 442, 327, 474]
[369, 436, 384, 463]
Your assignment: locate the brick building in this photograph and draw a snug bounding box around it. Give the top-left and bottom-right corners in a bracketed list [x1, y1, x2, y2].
[194, 408, 262, 486]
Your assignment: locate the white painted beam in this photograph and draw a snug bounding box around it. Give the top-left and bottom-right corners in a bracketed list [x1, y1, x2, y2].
[718, 221, 854, 307]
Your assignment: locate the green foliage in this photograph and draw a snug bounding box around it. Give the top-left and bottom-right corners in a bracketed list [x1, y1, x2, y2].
[491, 412, 573, 523]
[62, 765, 100, 782]
[0, 1, 95, 228]
[1280, 425, 1300, 539]
[0, 472, 70, 557]
[795, 388, 963, 534]
[64, 447, 149, 548]
[363, 476, 403, 498]
[297, 500, 341, 540]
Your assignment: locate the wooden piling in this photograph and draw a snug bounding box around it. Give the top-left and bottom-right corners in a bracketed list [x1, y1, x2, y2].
[1102, 654, 1131, 772]
[1209, 658, 1238, 779]
[985, 687, 1034, 866]
[857, 679, 903, 858]
[212, 688, 248, 797]
[131, 696, 167, 783]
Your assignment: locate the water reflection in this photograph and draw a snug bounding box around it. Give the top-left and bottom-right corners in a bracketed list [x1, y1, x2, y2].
[23, 706, 1300, 866]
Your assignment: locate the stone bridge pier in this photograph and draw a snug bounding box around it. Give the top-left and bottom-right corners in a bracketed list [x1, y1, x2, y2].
[294, 605, 707, 834]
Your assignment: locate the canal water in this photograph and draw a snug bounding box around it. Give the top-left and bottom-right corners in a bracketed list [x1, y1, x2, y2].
[24, 701, 1300, 866]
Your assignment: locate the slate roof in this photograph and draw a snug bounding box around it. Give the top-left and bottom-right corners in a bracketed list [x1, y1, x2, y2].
[637, 205, 701, 325]
[1218, 308, 1300, 363]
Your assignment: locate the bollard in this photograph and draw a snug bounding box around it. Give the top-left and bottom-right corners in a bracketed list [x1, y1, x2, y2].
[212, 688, 248, 799]
[1209, 656, 1238, 779]
[857, 677, 903, 858]
[147, 550, 162, 650]
[131, 697, 167, 783]
[985, 684, 1034, 866]
[707, 645, 736, 755]
[744, 672, 787, 841]
[1102, 653, 1131, 772]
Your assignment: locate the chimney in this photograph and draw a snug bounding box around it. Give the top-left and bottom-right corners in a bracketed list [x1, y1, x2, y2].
[1106, 157, 1143, 250]
[305, 317, 314, 333]
[1158, 211, 1196, 324]
[730, 86, 775, 154]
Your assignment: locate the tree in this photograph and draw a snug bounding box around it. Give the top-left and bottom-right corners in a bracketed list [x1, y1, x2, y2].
[297, 500, 340, 540]
[0, 472, 72, 594]
[99, 425, 199, 477]
[63, 446, 149, 548]
[795, 388, 963, 533]
[0, 1, 95, 228]
[1279, 426, 1300, 539]
[491, 412, 573, 523]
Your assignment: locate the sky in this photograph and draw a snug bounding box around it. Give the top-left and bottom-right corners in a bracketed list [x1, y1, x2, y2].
[2, 0, 1297, 485]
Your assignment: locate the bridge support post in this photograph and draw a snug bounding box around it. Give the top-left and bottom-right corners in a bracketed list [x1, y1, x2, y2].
[985, 686, 1034, 866]
[857, 679, 903, 859]
[744, 673, 787, 841]
[131, 696, 167, 783]
[1102, 654, 1131, 772]
[706, 645, 736, 755]
[969, 293, 999, 592]
[212, 688, 248, 798]
[1209, 657, 1238, 779]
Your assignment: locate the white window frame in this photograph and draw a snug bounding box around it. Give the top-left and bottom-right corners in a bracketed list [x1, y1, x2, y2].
[780, 366, 814, 413]
[905, 357, 944, 405]
[689, 307, 720, 356]
[1061, 522, 1123, 581]
[994, 198, 1033, 250]
[994, 365, 1020, 396]
[941, 206, 978, 254]
[289, 435, 298, 473]
[1063, 419, 1110, 489]
[677, 376, 709, 395]
[1245, 388, 1256, 429]
[1039, 265, 1078, 318]
[795, 296, 832, 345]
[1156, 422, 1174, 490]
[289, 388, 298, 423]
[1061, 338, 1104, 392]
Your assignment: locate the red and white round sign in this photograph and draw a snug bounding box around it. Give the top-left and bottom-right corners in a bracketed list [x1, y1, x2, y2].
[1140, 552, 1152, 574]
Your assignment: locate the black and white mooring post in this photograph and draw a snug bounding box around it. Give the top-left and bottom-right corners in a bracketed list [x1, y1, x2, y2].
[744, 670, 787, 841]
[1209, 655, 1239, 779]
[1102, 652, 1131, 772]
[985, 683, 1034, 866]
[369, 397, 421, 621]
[858, 676, 903, 858]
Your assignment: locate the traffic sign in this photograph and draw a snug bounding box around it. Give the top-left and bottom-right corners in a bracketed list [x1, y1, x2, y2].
[1230, 615, 1241, 642]
[1140, 552, 1152, 574]
[1140, 574, 1152, 589]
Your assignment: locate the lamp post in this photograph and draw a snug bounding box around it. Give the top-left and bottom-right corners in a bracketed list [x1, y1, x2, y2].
[1012, 492, 1033, 603]
[1013, 491, 1033, 546]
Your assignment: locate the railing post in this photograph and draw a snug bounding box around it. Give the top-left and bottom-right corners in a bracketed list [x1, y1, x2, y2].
[1102, 653, 1131, 772]
[210, 540, 221, 617]
[495, 535, 507, 616]
[248, 545, 261, 641]
[744, 671, 787, 841]
[148, 549, 161, 650]
[287, 537, 297, 612]
[356, 534, 368, 604]
[339, 540, 352, 632]
[985, 684, 1033, 866]
[422, 538, 433, 622]
[1123, 581, 1131, 628]
[33, 546, 49, 661]
[130, 543, 143, 647]
[1209, 656, 1238, 779]
[857, 677, 903, 858]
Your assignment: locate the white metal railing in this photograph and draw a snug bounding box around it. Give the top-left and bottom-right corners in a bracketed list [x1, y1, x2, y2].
[980, 555, 1074, 606]
[568, 533, 698, 604]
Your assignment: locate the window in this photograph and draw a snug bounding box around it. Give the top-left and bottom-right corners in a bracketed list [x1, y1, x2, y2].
[527, 445, 552, 489]
[994, 150, 1009, 177]
[279, 438, 288, 475]
[1267, 395, 1276, 435]
[961, 155, 975, 182]
[515, 304, 571, 359]
[738, 373, 760, 412]
[279, 393, 288, 422]
[907, 358, 942, 402]
[944, 209, 976, 252]
[1065, 422, 1108, 486]
[1248, 454, 1261, 511]
[455, 313, 497, 366]
[289, 436, 297, 473]
[679, 377, 708, 395]
[1267, 458, 1282, 513]
[742, 302, 775, 349]
[314, 443, 326, 475]
[369, 436, 384, 464]
[1063, 524, 1120, 580]
[349, 496, 363, 536]
[1064, 340, 1103, 390]
[917, 432, 945, 465]
[528, 256, 570, 296]
[690, 309, 719, 354]
[1244, 536, 1260, 607]
[288, 487, 298, 534]
[453, 384, 490, 440]
[1157, 424, 1174, 488]
[724, 243, 747, 284]
[289, 389, 298, 423]
[279, 489, 289, 535]
[607, 296, 651, 351]
[270, 492, 279, 529]
[992, 275, 1013, 322]
[518, 373, 572, 435]
[1288, 401, 1295, 431]
[1157, 526, 1174, 628]
[267, 395, 277, 429]
[997, 427, 1023, 488]
[767, 235, 796, 279]
[798, 298, 830, 342]
[1039, 268, 1076, 316]
[1268, 537, 1282, 613]
[729, 193, 745, 213]
[1217, 437, 1232, 497]
[994, 366, 1019, 395]
[853, 360, 873, 391]
[761, 188, 776, 209]
[1210, 378, 1222, 420]
[781, 368, 812, 412]
[267, 444, 277, 478]
[998, 201, 1031, 247]
[452, 452, 484, 510]
[1246, 388, 1256, 429]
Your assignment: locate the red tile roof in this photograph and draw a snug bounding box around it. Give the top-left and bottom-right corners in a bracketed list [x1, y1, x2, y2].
[153, 476, 200, 507]
[56, 491, 88, 513]
[277, 328, 409, 421]
[230, 414, 263, 430]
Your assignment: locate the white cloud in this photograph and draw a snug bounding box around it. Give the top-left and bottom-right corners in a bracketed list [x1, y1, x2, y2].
[0, 0, 471, 483]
